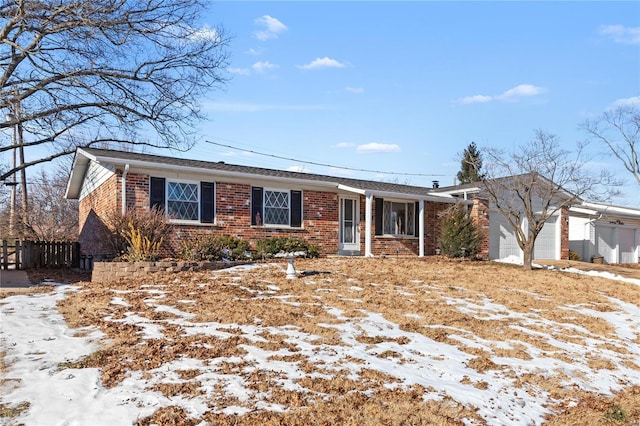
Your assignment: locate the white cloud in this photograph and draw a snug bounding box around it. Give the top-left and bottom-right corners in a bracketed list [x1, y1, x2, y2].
[252, 61, 279, 73]
[458, 95, 493, 105]
[335, 142, 355, 148]
[188, 25, 220, 42]
[356, 142, 401, 154]
[608, 96, 640, 109]
[245, 48, 262, 56]
[598, 24, 640, 45]
[497, 84, 545, 101]
[345, 86, 365, 94]
[455, 84, 546, 104]
[228, 67, 250, 76]
[297, 57, 346, 70]
[254, 15, 287, 41]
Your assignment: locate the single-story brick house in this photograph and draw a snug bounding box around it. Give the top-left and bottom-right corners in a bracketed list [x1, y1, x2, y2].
[65, 148, 491, 260]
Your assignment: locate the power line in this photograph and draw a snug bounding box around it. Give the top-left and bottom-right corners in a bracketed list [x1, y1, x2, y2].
[204, 139, 446, 177]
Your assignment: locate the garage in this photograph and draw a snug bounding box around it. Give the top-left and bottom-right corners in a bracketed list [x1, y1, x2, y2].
[595, 225, 616, 263]
[489, 213, 521, 260]
[619, 228, 637, 264]
[533, 216, 559, 260]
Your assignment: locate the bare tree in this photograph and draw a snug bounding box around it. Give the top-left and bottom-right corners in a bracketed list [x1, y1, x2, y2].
[26, 169, 79, 241]
[583, 105, 640, 186]
[481, 130, 618, 270]
[0, 0, 230, 182]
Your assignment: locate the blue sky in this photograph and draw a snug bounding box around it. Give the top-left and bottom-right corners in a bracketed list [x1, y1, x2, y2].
[179, 1, 639, 205]
[11, 1, 636, 206]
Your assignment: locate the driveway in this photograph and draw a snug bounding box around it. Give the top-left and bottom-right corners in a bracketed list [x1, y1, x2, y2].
[537, 260, 640, 281]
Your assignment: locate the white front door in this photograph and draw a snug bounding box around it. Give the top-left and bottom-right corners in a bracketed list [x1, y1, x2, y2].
[339, 197, 360, 254]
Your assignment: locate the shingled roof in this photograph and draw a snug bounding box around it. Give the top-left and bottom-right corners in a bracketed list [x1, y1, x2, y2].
[69, 147, 453, 201]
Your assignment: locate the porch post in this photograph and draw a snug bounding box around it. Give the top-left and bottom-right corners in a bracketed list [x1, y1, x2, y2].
[365, 193, 373, 257]
[419, 199, 425, 257]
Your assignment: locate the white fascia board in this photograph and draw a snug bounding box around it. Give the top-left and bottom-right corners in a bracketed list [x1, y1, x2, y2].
[435, 187, 482, 196]
[65, 151, 91, 199]
[580, 202, 640, 218]
[337, 184, 366, 195]
[569, 206, 599, 216]
[362, 189, 458, 203]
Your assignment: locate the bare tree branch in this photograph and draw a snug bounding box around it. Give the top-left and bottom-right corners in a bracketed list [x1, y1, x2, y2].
[480, 130, 620, 270]
[582, 105, 640, 186]
[1, 0, 230, 178]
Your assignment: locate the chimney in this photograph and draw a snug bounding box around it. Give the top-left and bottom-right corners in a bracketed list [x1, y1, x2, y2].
[432, 180, 440, 189]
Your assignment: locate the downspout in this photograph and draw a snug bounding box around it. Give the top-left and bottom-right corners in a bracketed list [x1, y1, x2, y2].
[121, 164, 129, 215]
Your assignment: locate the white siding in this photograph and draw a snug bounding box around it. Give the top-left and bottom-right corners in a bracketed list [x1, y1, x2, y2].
[595, 225, 616, 263]
[619, 228, 637, 264]
[533, 216, 559, 260]
[79, 161, 115, 200]
[489, 213, 521, 260]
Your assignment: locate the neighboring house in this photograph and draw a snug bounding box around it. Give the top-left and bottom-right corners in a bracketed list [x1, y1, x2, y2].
[433, 176, 571, 262]
[65, 148, 487, 260]
[569, 202, 640, 264]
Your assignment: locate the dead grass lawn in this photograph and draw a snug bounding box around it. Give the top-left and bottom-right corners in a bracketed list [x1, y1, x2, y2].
[35, 258, 640, 424]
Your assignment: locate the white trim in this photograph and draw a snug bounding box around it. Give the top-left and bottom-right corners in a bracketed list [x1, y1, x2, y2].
[166, 179, 201, 223]
[365, 194, 373, 257]
[339, 196, 360, 253]
[419, 200, 425, 257]
[263, 188, 292, 227]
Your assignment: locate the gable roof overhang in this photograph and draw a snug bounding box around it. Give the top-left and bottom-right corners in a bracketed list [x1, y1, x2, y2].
[66, 147, 456, 203]
[570, 201, 640, 220]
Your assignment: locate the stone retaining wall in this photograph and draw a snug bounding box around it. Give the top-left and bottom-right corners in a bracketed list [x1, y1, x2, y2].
[91, 260, 247, 283]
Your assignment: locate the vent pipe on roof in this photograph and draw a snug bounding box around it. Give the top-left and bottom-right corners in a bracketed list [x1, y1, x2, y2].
[432, 180, 440, 189]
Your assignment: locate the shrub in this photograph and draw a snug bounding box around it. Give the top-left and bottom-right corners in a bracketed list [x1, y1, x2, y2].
[568, 250, 581, 261]
[121, 223, 163, 261]
[256, 236, 319, 258]
[179, 234, 251, 261]
[438, 204, 481, 258]
[104, 207, 173, 260]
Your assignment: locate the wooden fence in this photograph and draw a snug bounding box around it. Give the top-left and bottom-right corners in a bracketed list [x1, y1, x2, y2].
[1, 240, 80, 270]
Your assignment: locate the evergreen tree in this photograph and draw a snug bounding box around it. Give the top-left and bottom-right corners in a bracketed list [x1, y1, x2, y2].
[457, 142, 485, 184]
[438, 204, 481, 258]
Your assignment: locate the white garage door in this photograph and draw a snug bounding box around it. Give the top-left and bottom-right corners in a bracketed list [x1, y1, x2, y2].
[595, 226, 615, 263]
[533, 217, 558, 260]
[489, 214, 521, 260]
[619, 229, 637, 264]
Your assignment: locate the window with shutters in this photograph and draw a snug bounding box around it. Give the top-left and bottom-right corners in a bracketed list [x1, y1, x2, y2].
[150, 177, 215, 224]
[252, 187, 302, 228]
[167, 181, 199, 221]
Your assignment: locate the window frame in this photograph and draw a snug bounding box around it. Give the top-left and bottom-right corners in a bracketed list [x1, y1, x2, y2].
[165, 179, 201, 223]
[262, 187, 291, 227]
[382, 199, 416, 237]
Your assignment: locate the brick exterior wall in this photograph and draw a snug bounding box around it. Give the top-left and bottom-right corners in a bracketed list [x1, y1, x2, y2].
[77, 169, 456, 259]
[560, 206, 569, 260]
[78, 173, 119, 258]
[369, 200, 451, 257]
[470, 197, 490, 259]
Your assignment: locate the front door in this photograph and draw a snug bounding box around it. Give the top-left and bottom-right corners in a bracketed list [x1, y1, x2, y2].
[339, 197, 360, 254]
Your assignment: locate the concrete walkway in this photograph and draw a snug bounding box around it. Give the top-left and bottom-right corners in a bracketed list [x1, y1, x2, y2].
[0, 269, 33, 289]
